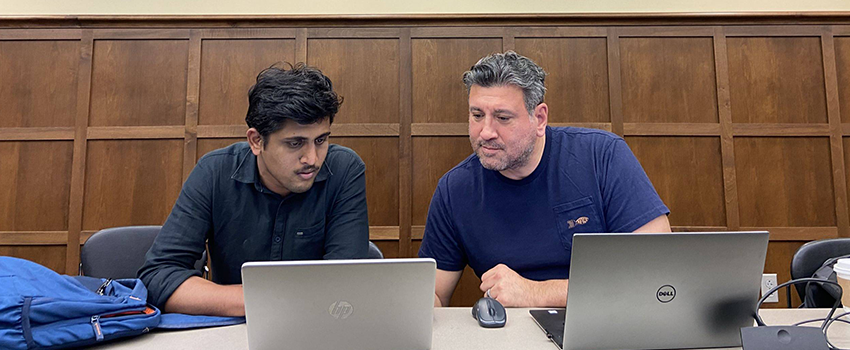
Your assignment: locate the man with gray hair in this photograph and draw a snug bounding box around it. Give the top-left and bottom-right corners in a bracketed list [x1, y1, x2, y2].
[419, 51, 671, 307]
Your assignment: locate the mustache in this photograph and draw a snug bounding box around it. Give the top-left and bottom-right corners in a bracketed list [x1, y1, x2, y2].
[296, 166, 319, 174]
[476, 140, 504, 150]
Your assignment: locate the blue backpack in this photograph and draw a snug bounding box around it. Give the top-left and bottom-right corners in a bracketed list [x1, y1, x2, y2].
[0, 256, 243, 349]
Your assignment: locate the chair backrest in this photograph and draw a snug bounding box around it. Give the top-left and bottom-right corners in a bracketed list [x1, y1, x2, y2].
[790, 238, 850, 307]
[81, 226, 206, 279]
[367, 241, 384, 259]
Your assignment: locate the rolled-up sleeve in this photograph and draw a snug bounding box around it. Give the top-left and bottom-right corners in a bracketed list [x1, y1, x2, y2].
[138, 163, 213, 309]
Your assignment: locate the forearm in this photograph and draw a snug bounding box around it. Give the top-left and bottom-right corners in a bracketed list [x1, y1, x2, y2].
[163, 276, 245, 317]
[533, 279, 569, 307]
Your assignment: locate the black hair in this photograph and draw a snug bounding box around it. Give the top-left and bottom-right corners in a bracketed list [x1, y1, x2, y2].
[246, 62, 342, 140]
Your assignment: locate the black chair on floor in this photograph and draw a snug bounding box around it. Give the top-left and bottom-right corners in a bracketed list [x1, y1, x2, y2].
[80, 225, 206, 279]
[789, 238, 850, 307]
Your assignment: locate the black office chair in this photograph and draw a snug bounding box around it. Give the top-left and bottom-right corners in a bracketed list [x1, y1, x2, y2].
[789, 238, 850, 307]
[367, 241, 384, 259]
[80, 225, 206, 279]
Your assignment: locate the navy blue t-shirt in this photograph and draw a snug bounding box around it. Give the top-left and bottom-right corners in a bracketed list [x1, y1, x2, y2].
[418, 126, 670, 280]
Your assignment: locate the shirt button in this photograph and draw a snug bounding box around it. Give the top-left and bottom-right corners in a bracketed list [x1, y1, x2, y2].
[274, 236, 282, 243]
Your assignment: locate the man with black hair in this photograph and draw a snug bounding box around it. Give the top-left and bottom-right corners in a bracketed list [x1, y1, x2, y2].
[139, 63, 368, 317]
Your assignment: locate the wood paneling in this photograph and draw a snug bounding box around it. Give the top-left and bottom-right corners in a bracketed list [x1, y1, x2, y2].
[411, 38, 502, 123]
[89, 40, 189, 126]
[0, 141, 74, 230]
[0, 40, 79, 128]
[412, 137, 473, 225]
[373, 240, 399, 259]
[198, 39, 296, 126]
[620, 37, 718, 123]
[198, 138, 244, 158]
[515, 38, 610, 123]
[727, 37, 828, 124]
[332, 137, 400, 226]
[0, 246, 66, 274]
[837, 37, 850, 124]
[82, 140, 184, 230]
[735, 137, 835, 227]
[307, 39, 399, 124]
[842, 138, 850, 221]
[763, 241, 806, 308]
[0, 18, 846, 298]
[626, 137, 726, 226]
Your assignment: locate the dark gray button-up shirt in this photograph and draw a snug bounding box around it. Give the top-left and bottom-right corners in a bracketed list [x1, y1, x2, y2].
[138, 142, 369, 308]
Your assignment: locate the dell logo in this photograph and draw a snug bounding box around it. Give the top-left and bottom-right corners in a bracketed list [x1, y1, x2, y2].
[656, 285, 676, 303]
[329, 301, 354, 319]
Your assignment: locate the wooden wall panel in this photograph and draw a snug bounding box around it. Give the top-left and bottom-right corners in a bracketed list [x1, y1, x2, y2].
[620, 38, 718, 123]
[307, 39, 399, 124]
[727, 37, 828, 124]
[332, 137, 400, 226]
[0, 141, 74, 230]
[411, 137, 473, 225]
[198, 138, 243, 158]
[763, 241, 806, 308]
[0, 19, 846, 309]
[843, 138, 850, 221]
[82, 140, 184, 230]
[198, 39, 296, 126]
[411, 38, 503, 124]
[837, 37, 850, 124]
[373, 240, 399, 259]
[0, 41, 79, 128]
[89, 40, 189, 126]
[0, 246, 66, 274]
[626, 137, 725, 226]
[735, 137, 835, 227]
[515, 38, 610, 123]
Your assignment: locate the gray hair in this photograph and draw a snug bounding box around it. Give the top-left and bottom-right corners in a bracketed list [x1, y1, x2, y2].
[462, 51, 547, 115]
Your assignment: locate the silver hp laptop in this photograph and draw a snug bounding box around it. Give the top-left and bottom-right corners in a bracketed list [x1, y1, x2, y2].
[242, 258, 436, 350]
[531, 231, 769, 350]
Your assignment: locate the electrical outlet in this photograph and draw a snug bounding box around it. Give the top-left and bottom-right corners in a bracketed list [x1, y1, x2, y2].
[761, 273, 779, 303]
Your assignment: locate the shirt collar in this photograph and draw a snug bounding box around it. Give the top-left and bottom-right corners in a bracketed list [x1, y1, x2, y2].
[230, 148, 331, 189]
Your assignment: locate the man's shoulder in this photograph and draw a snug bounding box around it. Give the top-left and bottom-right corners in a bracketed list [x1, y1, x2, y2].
[549, 126, 622, 145]
[196, 141, 251, 169]
[438, 153, 481, 188]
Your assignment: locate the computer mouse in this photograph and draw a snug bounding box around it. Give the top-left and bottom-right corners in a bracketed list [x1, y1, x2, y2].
[471, 297, 506, 328]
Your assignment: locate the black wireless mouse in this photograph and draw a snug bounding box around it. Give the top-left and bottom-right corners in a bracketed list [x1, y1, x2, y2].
[471, 297, 507, 328]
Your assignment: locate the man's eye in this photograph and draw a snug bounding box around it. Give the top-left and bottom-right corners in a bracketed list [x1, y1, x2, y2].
[471, 114, 484, 119]
[316, 137, 327, 145]
[497, 116, 510, 122]
[288, 141, 302, 148]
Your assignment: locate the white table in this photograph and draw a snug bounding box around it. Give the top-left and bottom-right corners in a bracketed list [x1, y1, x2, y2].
[92, 308, 850, 349]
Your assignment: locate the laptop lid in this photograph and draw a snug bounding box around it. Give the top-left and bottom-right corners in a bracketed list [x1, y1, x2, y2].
[532, 231, 768, 350]
[241, 258, 436, 350]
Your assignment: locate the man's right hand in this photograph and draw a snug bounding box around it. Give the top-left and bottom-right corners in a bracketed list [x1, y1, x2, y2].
[163, 276, 245, 316]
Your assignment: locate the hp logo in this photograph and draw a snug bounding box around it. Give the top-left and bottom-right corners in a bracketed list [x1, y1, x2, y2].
[329, 301, 354, 319]
[656, 285, 676, 303]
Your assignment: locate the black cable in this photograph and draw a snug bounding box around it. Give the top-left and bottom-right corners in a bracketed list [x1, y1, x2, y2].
[823, 311, 850, 350]
[755, 278, 842, 330]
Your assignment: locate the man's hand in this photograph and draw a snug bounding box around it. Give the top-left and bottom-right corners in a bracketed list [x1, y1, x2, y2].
[479, 264, 568, 307]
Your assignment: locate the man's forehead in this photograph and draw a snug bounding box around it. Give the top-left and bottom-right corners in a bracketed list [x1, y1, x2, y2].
[468, 85, 526, 111]
[269, 118, 331, 139]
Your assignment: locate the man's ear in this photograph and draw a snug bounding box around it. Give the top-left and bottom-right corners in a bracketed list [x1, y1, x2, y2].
[534, 103, 548, 137]
[246, 128, 263, 156]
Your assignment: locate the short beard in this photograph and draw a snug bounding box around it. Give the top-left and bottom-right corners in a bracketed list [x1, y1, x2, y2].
[475, 134, 536, 172]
